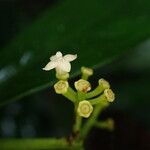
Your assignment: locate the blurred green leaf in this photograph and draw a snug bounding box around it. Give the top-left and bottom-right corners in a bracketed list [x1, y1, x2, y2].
[0, 0, 150, 105]
[112, 40, 150, 126]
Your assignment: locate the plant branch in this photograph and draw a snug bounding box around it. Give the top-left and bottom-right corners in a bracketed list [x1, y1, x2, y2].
[81, 101, 109, 139]
[0, 138, 83, 150]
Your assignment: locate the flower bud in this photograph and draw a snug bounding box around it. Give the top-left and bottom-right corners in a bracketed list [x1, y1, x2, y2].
[98, 78, 110, 89]
[77, 100, 93, 118]
[56, 72, 69, 80]
[74, 79, 91, 92]
[81, 67, 93, 76]
[95, 118, 114, 131]
[106, 118, 114, 131]
[104, 89, 115, 102]
[54, 80, 69, 94]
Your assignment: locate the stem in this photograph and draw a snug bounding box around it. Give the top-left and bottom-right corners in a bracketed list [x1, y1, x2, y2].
[73, 91, 84, 136]
[81, 74, 88, 80]
[0, 138, 83, 150]
[89, 94, 107, 105]
[77, 91, 86, 101]
[63, 87, 77, 102]
[68, 87, 77, 97]
[85, 85, 104, 99]
[73, 114, 82, 133]
[81, 101, 109, 139]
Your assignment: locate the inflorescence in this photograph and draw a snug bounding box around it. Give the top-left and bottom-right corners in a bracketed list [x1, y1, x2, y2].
[43, 51, 115, 129]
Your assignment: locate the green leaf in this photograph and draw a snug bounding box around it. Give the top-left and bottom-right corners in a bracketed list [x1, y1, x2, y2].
[0, 0, 150, 105]
[111, 40, 150, 126]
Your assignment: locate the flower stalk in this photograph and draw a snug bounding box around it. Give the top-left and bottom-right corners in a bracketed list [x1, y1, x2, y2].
[85, 78, 110, 99]
[54, 81, 76, 102]
[89, 89, 115, 105]
[81, 67, 93, 80]
[94, 118, 114, 131]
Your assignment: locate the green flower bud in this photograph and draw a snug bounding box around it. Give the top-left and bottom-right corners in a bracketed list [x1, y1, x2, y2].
[56, 72, 69, 80]
[81, 66, 93, 76]
[104, 89, 115, 102]
[106, 118, 114, 131]
[81, 67, 93, 80]
[95, 118, 114, 131]
[54, 80, 69, 94]
[98, 78, 110, 89]
[77, 100, 93, 118]
[74, 79, 91, 93]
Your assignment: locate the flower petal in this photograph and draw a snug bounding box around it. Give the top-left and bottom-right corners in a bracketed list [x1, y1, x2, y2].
[43, 61, 57, 71]
[57, 59, 71, 73]
[50, 51, 62, 61]
[56, 51, 62, 57]
[50, 55, 57, 61]
[64, 54, 77, 62]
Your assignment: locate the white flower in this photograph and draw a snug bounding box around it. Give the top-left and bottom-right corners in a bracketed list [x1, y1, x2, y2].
[43, 51, 77, 74]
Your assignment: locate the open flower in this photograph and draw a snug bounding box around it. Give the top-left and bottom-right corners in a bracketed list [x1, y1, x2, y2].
[43, 51, 77, 75]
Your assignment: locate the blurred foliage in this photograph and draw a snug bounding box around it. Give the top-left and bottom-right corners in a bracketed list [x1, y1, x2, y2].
[99, 40, 150, 127]
[0, 0, 150, 106]
[0, 0, 57, 48]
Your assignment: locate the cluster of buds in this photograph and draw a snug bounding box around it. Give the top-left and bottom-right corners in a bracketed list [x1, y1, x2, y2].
[43, 52, 115, 119]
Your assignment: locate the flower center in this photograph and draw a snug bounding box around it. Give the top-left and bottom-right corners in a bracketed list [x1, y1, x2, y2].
[81, 104, 90, 114]
[57, 82, 66, 90]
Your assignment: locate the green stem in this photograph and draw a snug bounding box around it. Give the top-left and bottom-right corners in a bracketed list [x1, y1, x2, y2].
[73, 114, 82, 133]
[81, 101, 109, 139]
[63, 87, 77, 102]
[81, 74, 89, 80]
[77, 91, 86, 101]
[89, 94, 107, 105]
[85, 85, 104, 99]
[0, 138, 83, 150]
[73, 91, 84, 136]
[68, 87, 77, 97]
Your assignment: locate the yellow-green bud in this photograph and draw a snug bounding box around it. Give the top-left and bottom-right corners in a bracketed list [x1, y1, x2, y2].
[98, 78, 110, 89]
[106, 118, 114, 131]
[54, 80, 69, 94]
[77, 100, 93, 118]
[104, 89, 115, 102]
[95, 118, 114, 131]
[74, 79, 91, 92]
[56, 72, 69, 80]
[81, 67, 93, 76]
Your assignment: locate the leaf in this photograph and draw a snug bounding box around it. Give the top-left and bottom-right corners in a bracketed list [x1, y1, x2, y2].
[111, 40, 150, 126]
[0, 0, 150, 105]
